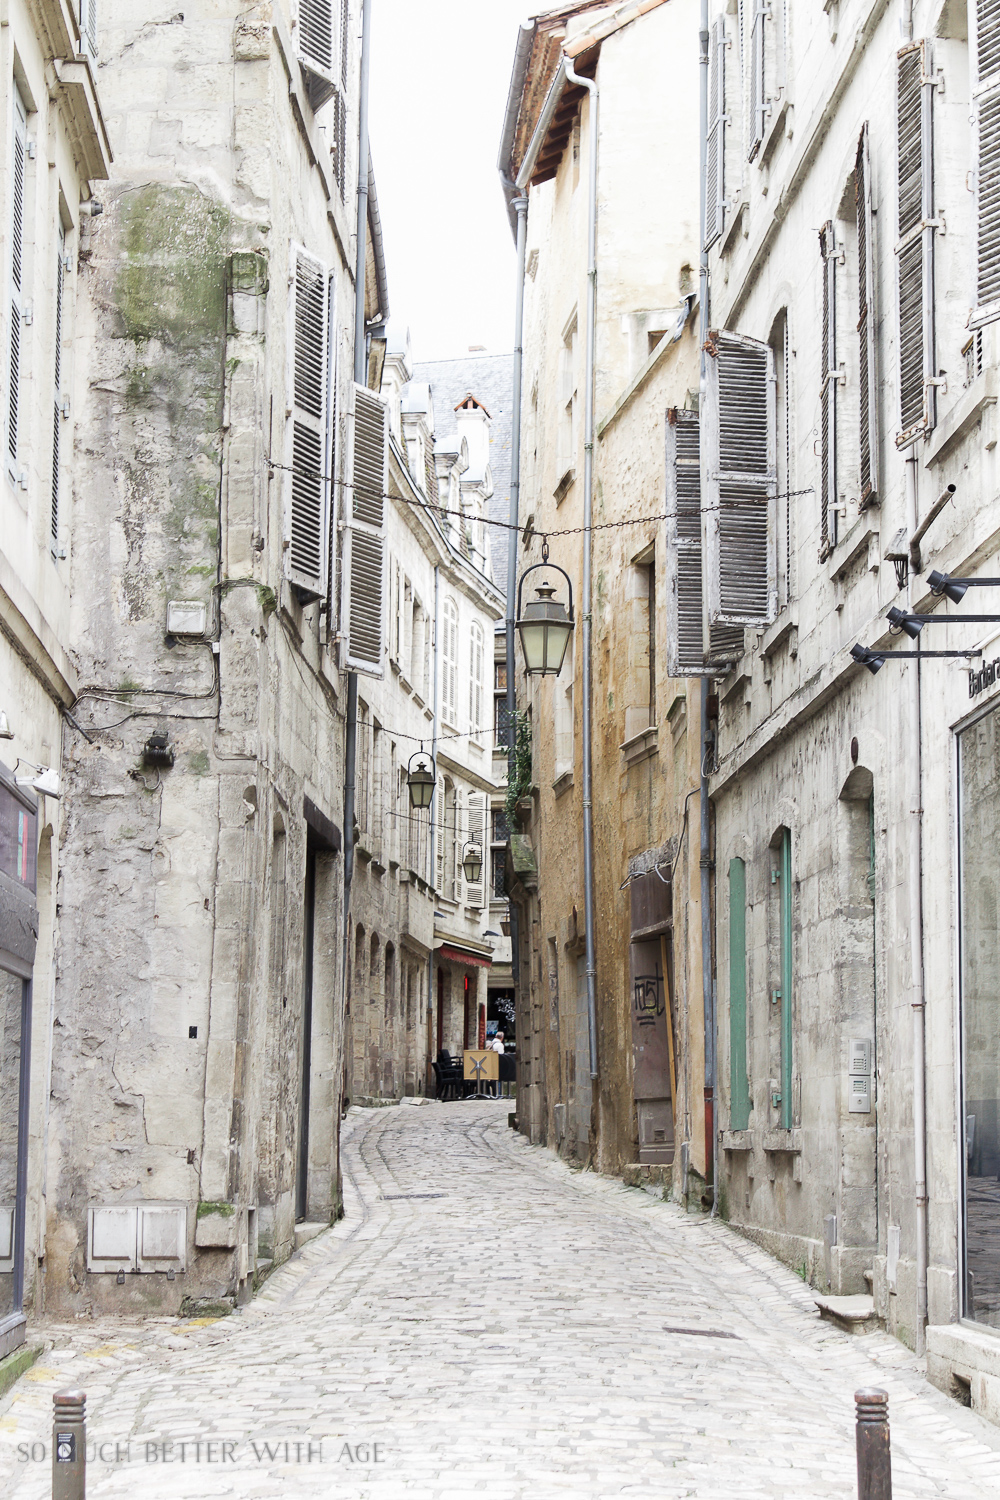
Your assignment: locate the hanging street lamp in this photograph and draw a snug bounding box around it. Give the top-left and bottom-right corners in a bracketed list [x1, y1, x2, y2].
[462, 842, 483, 884]
[515, 539, 575, 676]
[406, 747, 436, 809]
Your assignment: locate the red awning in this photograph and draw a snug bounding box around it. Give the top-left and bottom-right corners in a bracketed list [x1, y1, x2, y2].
[438, 944, 493, 969]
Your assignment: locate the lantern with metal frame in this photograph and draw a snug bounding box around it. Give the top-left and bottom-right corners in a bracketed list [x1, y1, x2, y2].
[406, 746, 436, 809]
[462, 842, 483, 884]
[515, 539, 575, 676]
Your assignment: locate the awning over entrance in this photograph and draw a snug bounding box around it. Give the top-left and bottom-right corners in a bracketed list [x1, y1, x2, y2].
[437, 943, 493, 969]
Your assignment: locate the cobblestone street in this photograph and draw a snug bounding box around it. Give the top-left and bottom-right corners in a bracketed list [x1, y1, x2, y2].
[2, 1102, 1000, 1498]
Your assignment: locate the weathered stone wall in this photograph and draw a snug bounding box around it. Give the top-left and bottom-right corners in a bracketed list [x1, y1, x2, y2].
[512, 0, 707, 1184]
[47, 1, 357, 1314]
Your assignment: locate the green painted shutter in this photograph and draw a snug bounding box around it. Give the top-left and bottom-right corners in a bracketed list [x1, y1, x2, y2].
[729, 858, 751, 1130]
[780, 828, 793, 1129]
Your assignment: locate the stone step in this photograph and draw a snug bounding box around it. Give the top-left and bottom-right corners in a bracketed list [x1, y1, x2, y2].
[293, 1222, 328, 1251]
[813, 1293, 881, 1334]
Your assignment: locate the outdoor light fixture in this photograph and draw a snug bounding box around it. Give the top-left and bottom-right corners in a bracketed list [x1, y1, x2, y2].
[927, 571, 969, 605]
[14, 761, 61, 798]
[927, 570, 1000, 602]
[515, 539, 574, 676]
[0, 710, 12, 740]
[850, 643, 982, 675]
[462, 842, 483, 884]
[886, 606, 923, 639]
[406, 747, 436, 809]
[887, 606, 1000, 634]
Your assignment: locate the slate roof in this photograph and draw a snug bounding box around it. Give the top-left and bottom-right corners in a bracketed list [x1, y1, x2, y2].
[411, 353, 515, 597]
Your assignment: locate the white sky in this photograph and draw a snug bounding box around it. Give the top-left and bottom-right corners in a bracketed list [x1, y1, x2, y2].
[368, 0, 533, 363]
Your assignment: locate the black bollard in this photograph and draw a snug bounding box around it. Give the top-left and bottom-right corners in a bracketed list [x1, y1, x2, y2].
[52, 1389, 86, 1500]
[855, 1387, 891, 1500]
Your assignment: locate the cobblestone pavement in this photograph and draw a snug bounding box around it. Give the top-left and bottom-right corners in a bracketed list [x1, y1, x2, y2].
[3, 1101, 1000, 1498]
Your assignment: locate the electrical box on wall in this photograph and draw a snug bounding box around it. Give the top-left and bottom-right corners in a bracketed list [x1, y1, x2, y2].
[166, 600, 208, 637]
[848, 1037, 873, 1114]
[87, 1205, 187, 1273]
[0, 1205, 13, 1272]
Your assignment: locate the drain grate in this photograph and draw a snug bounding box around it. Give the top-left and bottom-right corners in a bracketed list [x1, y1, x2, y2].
[663, 1325, 740, 1339]
[381, 1192, 446, 1201]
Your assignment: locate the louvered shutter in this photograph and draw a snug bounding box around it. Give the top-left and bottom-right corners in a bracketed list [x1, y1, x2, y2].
[288, 249, 332, 600]
[298, 0, 337, 110]
[854, 125, 879, 504]
[665, 409, 743, 674]
[896, 41, 937, 446]
[819, 222, 838, 555]
[79, 0, 97, 56]
[451, 790, 463, 902]
[7, 88, 25, 484]
[974, 0, 1000, 326]
[748, 0, 766, 161]
[52, 226, 65, 549]
[703, 331, 776, 629]
[466, 792, 485, 909]
[435, 774, 445, 893]
[341, 382, 388, 676]
[705, 18, 726, 250]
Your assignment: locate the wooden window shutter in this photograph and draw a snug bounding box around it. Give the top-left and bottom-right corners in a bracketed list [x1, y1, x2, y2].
[79, 0, 97, 56]
[466, 792, 486, 909]
[896, 40, 937, 446]
[705, 18, 726, 250]
[819, 222, 838, 556]
[703, 331, 776, 630]
[665, 410, 742, 674]
[748, 0, 766, 161]
[973, 0, 1000, 327]
[854, 124, 879, 504]
[341, 382, 388, 675]
[52, 225, 65, 549]
[298, 0, 337, 109]
[7, 88, 25, 483]
[289, 249, 332, 600]
[435, 774, 445, 893]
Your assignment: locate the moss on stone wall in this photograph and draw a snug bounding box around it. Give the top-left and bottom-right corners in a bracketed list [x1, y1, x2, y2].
[113, 184, 232, 613]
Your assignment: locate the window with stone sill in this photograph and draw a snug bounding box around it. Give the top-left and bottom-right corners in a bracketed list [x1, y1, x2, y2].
[622, 553, 656, 744]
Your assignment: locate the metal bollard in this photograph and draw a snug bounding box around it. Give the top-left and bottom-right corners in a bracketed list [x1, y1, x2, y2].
[52, 1389, 86, 1500]
[855, 1387, 892, 1500]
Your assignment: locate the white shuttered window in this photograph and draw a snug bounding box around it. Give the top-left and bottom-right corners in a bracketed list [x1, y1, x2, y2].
[896, 41, 937, 446]
[7, 87, 26, 485]
[705, 18, 726, 250]
[465, 793, 485, 909]
[341, 383, 388, 675]
[819, 222, 838, 555]
[288, 248, 333, 600]
[52, 225, 65, 549]
[748, 0, 767, 160]
[703, 331, 776, 630]
[854, 125, 879, 503]
[441, 597, 458, 725]
[974, 0, 1000, 326]
[469, 620, 484, 739]
[299, 0, 349, 112]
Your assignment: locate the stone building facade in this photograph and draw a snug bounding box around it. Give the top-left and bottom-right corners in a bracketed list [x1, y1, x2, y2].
[0, 0, 110, 1358]
[342, 333, 504, 1105]
[500, 0, 713, 1189]
[692, 0, 1000, 1422]
[38, 0, 382, 1318]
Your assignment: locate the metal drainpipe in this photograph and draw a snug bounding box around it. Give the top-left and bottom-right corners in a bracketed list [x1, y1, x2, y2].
[504, 191, 528, 1059]
[342, 0, 372, 1011]
[564, 60, 599, 1082]
[697, 0, 718, 1209]
[428, 565, 440, 1076]
[905, 451, 928, 1353]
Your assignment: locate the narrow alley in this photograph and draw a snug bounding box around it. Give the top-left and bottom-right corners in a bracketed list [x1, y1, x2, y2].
[2, 1102, 999, 1498]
